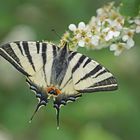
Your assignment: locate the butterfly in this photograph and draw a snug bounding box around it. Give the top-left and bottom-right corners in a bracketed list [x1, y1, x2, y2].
[0, 41, 118, 128]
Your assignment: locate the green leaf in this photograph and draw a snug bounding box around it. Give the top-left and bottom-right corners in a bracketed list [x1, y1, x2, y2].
[120, 0, 140, 17]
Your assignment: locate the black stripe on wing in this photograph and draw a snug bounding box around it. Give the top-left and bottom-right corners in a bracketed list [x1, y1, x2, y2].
[72, 55, 87, 73]
[22, 41, 36, 71]
[94, 69, 107, 78]
[60, 76, 72, 90]
[68, 51, 77, 61]
[75, 64, 102, 85]
[42, 43, 47, 66]
[77, 76, 118, 93]
[77, 85, 118, 92]
[93, 76, 117, 87]
[52, 45, 57, 57]
[83, 58, 91, 68]
[1, 43, 22, 66]
[0, 43, 29, 76]
[15, 41, 24, 55]
[36, 41, 40, 54]
[42, 43, 47, 82]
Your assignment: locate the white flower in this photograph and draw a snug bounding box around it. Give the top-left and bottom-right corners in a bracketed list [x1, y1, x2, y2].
[68, 22, 86, 32]
[104, 19, 123, 30]
[63, 2, 139, 55]
[122, 29, 135, 48]
[105, 30, 120, 41]
[122, 29, 134, 39]
[112, 20, 123, 30]
[110, 43, 126, 56]
[68, 22, 88, 48]
[102, 20, 121, 41]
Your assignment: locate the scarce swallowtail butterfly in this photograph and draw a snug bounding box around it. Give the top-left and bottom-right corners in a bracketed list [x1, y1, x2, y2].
[0, 41, 118, 128]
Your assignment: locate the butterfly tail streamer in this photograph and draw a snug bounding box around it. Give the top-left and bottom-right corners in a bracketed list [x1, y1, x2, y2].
[56, 107, 60, 130]
[29, 101, 47, 123]
[53, 103, 61, 130]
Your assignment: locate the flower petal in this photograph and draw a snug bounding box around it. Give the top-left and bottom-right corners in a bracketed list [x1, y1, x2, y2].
[126, 39, 135, 49]
[78, 40, 85, 47]
[110, 44, 117, 51]
[113, 31, 120, 37]
[91, 35, 99, 46]
[78, 22, 86, 30]
[114, 50, 122, 56]
[105, 31, 114, 41]
[69, 24, 77, 31]
[102, 27, 110, 33]
[122, 35, 129, 41]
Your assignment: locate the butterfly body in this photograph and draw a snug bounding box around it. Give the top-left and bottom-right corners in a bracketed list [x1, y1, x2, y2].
[0, 41, 118, 128]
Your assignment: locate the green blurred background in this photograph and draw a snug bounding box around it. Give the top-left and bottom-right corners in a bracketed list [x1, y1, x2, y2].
[0, 0, 140, 140]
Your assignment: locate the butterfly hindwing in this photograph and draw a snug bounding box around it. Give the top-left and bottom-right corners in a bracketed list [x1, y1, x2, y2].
[26, 78, 49, 122]
[68, 52, 118, 93]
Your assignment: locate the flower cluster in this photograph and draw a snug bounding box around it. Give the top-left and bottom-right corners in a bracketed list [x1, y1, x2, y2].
[61, 2, 140, 56]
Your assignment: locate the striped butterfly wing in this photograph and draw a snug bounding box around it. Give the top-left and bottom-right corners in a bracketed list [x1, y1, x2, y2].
[68, 52, 118, 93]
[53, 47, 118, 109]
[0, 41, 58, 87]
[54, 46, 118, 107]
[0, 41, 59, 121]
[53, 46, 118, 128]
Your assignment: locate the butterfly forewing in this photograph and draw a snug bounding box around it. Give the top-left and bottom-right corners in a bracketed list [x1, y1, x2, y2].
[0, 41, 58, 87]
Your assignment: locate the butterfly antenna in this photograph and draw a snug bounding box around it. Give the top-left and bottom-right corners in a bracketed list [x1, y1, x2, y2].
[56, 107, 60, 130]
[51, 29, 70, 50]
[29, 103, 41, 123]
[51, 29, 61, 40]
